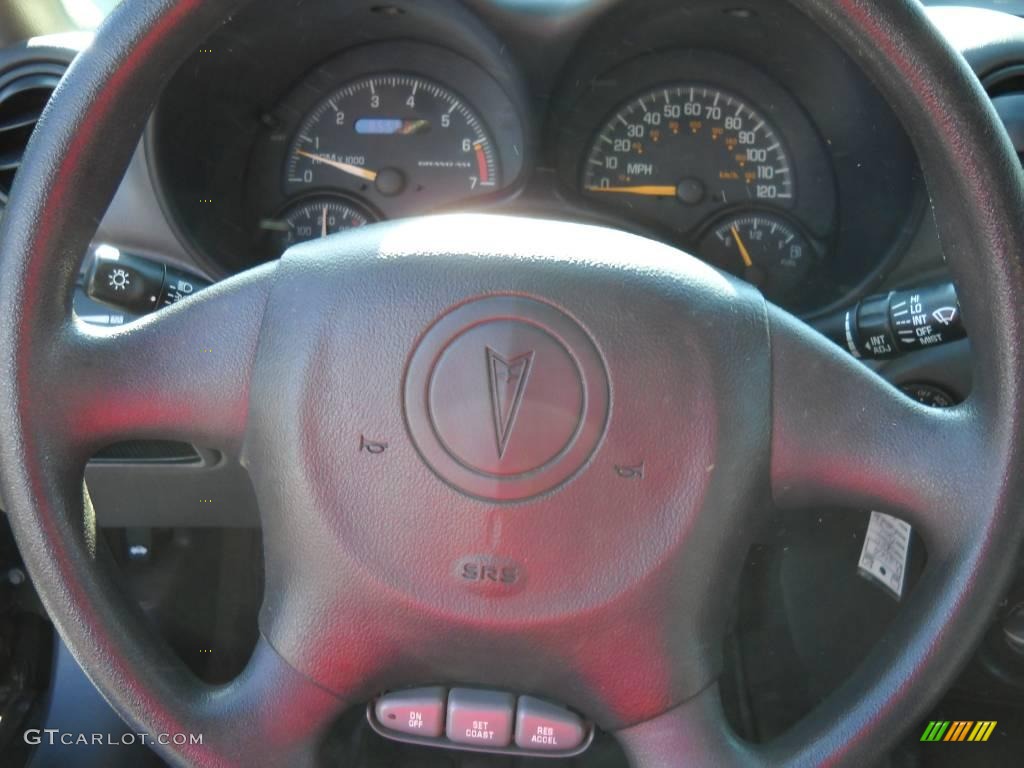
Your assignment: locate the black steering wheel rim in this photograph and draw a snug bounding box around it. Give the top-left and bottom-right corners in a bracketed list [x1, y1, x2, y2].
[1, 1, 1023, 766]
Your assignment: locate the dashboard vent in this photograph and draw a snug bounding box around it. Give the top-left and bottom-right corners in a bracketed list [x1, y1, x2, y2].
[0, 64, 63, 209]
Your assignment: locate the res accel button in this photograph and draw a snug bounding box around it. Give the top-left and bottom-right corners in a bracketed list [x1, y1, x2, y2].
[515, 695, 586, 752]
[374, 686, 446, 738]
[446, 688, 515, 747]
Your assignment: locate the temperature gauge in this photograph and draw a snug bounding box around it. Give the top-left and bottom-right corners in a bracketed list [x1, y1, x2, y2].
[698, 211, 814, 304]
[260, 196, 375, 257]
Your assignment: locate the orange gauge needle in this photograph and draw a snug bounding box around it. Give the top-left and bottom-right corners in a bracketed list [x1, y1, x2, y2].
[584, 184, 678, 197]
[295, 150, 378, 182]
[731, 225, 755, 268]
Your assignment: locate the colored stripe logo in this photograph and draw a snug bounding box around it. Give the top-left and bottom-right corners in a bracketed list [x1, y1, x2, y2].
[920, 721, 997, 742]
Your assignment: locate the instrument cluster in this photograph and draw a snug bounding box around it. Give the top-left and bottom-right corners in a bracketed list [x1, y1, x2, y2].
[149, 0, 923, 315]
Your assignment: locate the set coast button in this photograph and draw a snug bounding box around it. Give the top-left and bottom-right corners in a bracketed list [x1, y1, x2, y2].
[445, 688, 515, 747]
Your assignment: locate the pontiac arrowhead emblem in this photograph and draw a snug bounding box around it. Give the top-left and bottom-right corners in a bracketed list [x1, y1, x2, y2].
[405, 297, 609, 500]
[486, 347, 535, 458]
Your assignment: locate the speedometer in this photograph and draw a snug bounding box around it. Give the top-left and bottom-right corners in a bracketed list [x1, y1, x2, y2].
[582, 85, 794, 228]
[285, 74, 500, 208]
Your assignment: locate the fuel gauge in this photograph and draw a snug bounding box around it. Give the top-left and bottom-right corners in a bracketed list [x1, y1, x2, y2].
[698, 211, 814, 304]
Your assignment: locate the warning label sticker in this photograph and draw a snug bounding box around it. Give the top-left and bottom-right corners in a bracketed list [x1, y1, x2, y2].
[858, 511, 912, 600]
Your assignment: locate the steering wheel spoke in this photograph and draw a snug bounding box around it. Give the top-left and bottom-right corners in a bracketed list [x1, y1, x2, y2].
[50, 265, 274, 459]
[615, 684, 756, 768]
[172, 637, 343, 767]
[769, 308, 985, 556]
[55, 582, 343, 767]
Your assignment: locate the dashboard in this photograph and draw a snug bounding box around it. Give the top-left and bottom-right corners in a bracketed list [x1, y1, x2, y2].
[147, 0, 923, 316]
[5, 4, 1024, 764]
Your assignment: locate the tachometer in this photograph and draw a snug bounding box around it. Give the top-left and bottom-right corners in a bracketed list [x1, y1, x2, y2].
[582, 85, 794, 228]
[285, 74, 500, 207]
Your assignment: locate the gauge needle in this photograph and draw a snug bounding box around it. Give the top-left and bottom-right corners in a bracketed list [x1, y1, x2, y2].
[584, 184, 678, 197]
[321, 205, 328, 238]
[295, 150, 378, 182]
[731, 226, 755, 268]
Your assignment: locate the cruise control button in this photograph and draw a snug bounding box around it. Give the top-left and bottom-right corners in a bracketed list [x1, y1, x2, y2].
[515, 695, 586, 752]
[446, 688, 514, 747]
[375, 686, 446, 738]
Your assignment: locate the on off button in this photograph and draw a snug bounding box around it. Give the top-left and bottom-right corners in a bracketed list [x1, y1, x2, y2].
[374, 686, 446, 738]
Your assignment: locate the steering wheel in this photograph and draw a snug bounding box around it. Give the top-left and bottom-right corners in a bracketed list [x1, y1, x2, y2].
[1, 0, 1023, 765]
